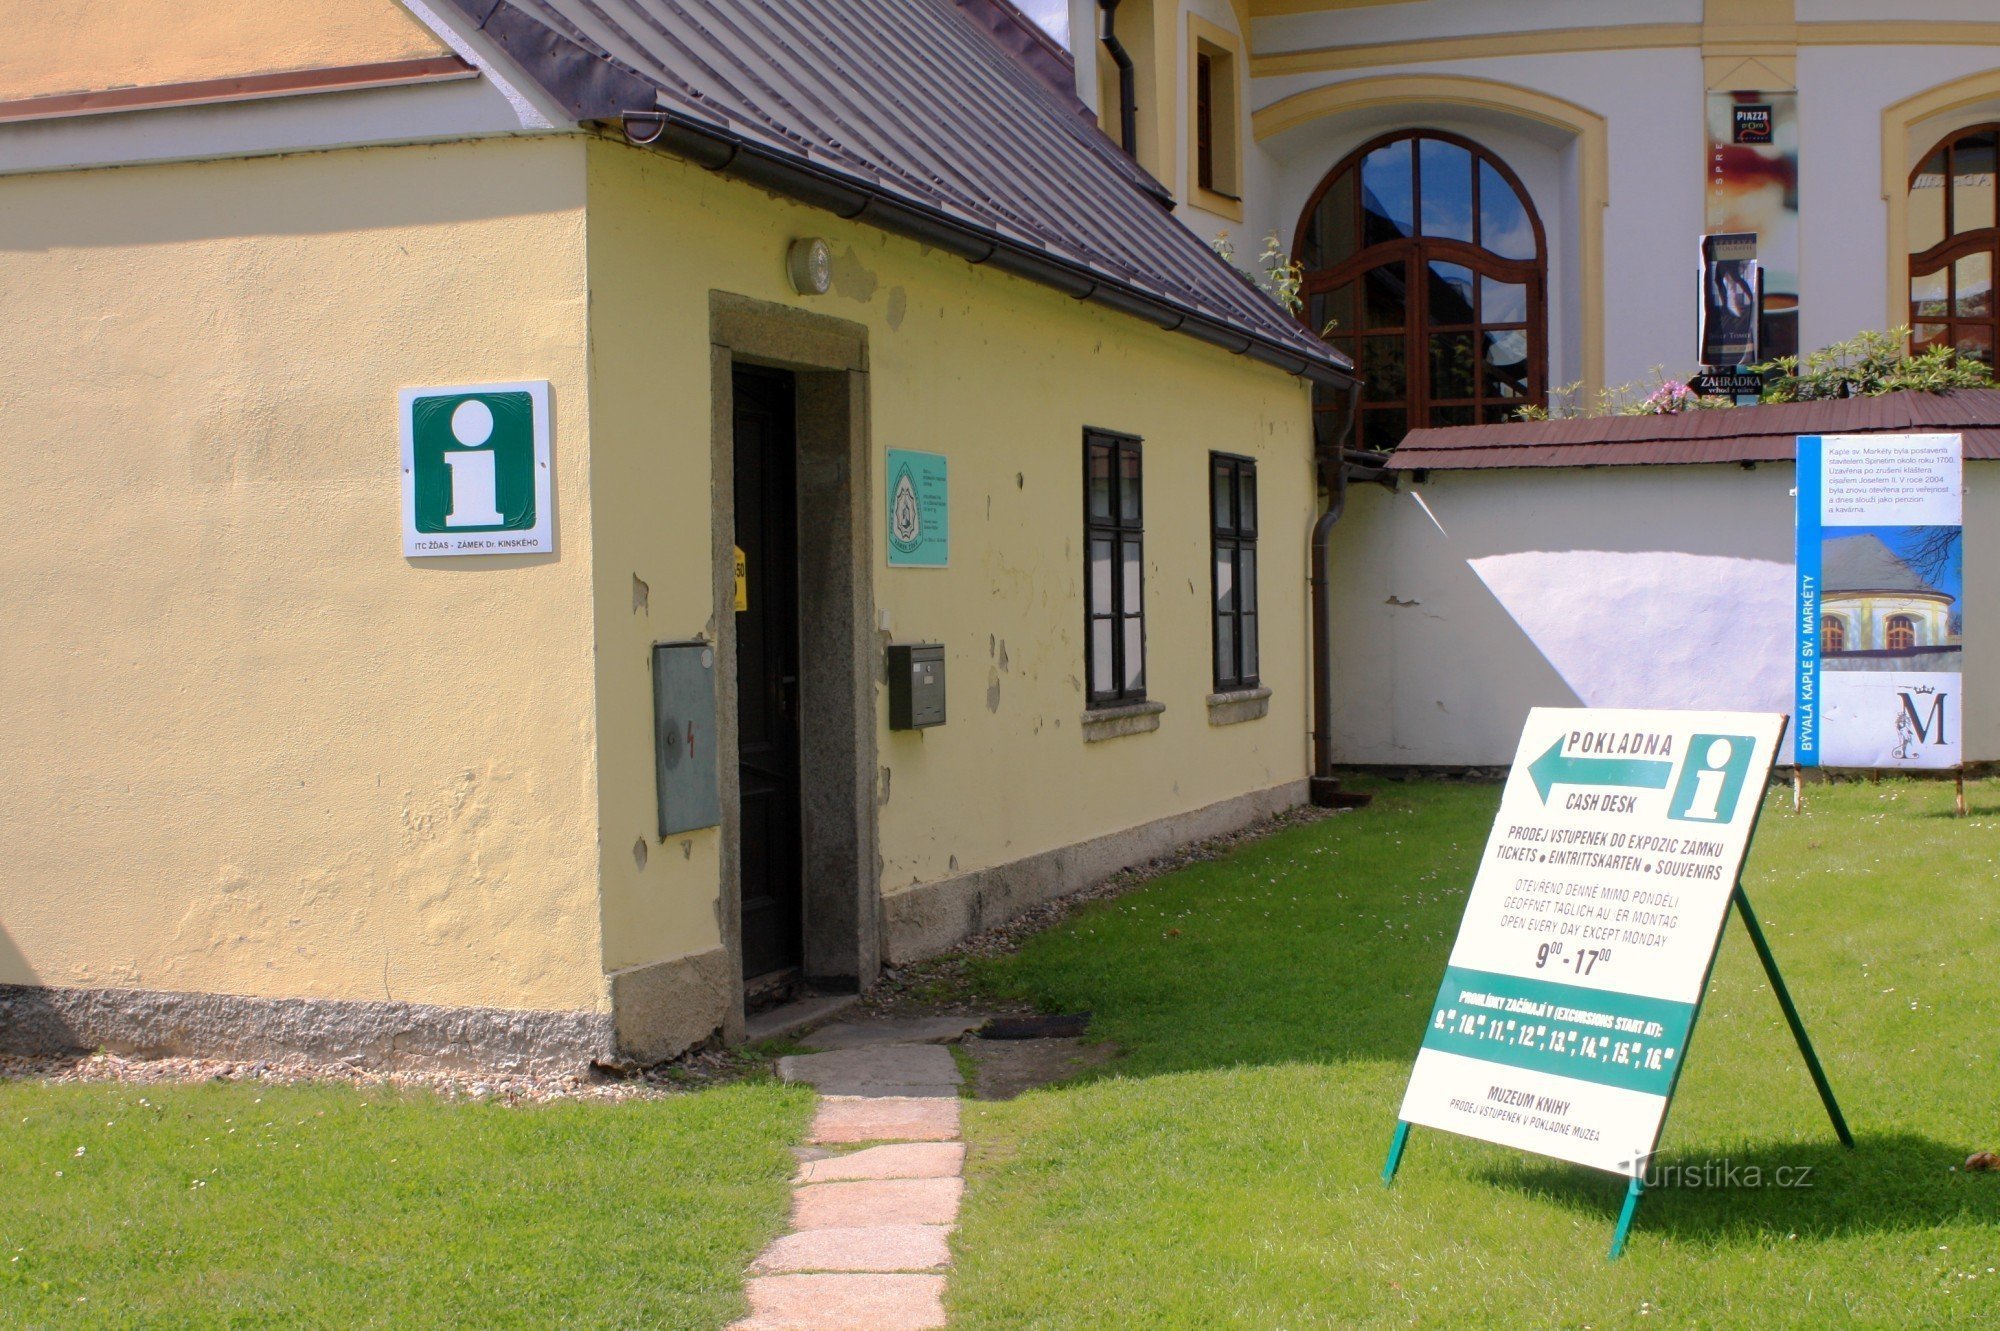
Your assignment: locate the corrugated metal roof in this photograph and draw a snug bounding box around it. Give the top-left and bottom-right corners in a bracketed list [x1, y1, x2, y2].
[1389, 390, 2000, 470]
[443, 0, 1350, 386]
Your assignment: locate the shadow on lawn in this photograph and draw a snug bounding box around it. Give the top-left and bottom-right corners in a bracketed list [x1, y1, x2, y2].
[1476, 1132, 2000, 1242]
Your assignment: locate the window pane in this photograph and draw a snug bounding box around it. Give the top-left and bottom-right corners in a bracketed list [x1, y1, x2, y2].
[1239, 467, 1256, 533]
[1359, 335, 1405, 402]
[1911, 265, 1950, 319]
[1480, 276, 1528, 324]
[1123, 618, 1145, 692]
[1241, 612, 1258, 679]
[1303, 168, 1357, 270]
[1118, 448, 1141, 523]
[1215, 610, 1235, 683]
[1087, 443, 1112, 519]
[1485, 329, 1531, 397]
[1121, 538, 1142, 610]
[1419, 137, 1474, 241]
[1089, 537, 1113, 613]
[1955, 251, 1992, 318]
[1955, 324, 1994, 370]
[1359, 408, 1408, 453]
[1912, 321, 1951, 354]
[1912, 145, 1948, 252]
[1479, 158, 1536, 260]
[1215, 547, 1235, 612]
[1953, 130, 1997, 237]
[1363, 264, 1406, 329]
[1430, 405, 1476, 428]
[1310, 283, 1355, 338]
[1091, 619, 1114, 695]
[1240, 546, 1257, 611]
[1430, 333, 1477, 400]
[1361, 139, 1414, 245]
[1213, 460, 1233, 529]
[1429, 262, 1475, 326]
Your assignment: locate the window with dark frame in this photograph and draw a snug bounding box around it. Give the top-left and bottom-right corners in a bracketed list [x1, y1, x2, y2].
[1085, 431, 1145, 706]
[1909, 123, 2000, 371]
[1196, 53, 1215, 193]
[1294, 129, 1548, 453]
[1210, 453, 1258, 691]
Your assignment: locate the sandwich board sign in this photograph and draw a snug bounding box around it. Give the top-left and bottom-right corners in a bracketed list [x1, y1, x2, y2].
[400, 381, 553, 556]
[1386, 707, 1851, 1257]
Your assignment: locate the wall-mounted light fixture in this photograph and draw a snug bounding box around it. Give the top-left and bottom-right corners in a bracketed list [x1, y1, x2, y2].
[787, 238, 832, 295]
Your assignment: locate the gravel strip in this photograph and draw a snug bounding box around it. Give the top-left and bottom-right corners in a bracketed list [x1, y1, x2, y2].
[0, 1045, 758, 1103]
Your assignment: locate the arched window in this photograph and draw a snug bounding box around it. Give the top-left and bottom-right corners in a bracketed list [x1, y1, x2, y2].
[1887, 615, 1918, 651]
[1295, 130, 1547, 452]
[1909, 124, 1998, 369]
[1821, 615, 1847, 653]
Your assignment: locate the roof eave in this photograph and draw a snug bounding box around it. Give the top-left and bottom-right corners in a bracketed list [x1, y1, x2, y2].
[624, 110, 1352, 388]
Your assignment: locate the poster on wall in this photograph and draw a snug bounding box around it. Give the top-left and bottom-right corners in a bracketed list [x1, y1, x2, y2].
[886, 448, 949, 567]
[1795, 434, 1964, 769]
[1393, 707, 1787, 1176]
[1706, 90, 1798, 363]
[1697, 232, 1761, 369]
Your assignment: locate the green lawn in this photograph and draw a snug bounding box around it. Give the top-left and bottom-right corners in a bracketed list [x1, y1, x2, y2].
[950, 778, 2000, 1329]
[1, 1077, 810, 1329]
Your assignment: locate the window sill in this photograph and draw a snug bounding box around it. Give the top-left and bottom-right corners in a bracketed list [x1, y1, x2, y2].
[1081, 699, 1166, 742]
[1191, 184, 1245, 223]
[1206, 685, 1270, 726]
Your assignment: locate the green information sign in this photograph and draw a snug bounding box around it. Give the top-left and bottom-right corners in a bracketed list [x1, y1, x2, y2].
[400, 380, 552, 557]
[886, 449, 948, 567]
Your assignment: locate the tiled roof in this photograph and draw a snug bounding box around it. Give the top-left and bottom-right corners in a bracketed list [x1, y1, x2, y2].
[444, 0, 1352, 386]
[1388, 390, 2000, 470]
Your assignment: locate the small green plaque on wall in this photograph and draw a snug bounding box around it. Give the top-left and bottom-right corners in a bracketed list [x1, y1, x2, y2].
[886, 449, 948, 567]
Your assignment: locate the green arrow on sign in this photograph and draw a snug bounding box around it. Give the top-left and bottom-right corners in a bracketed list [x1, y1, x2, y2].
[1527, 739, 1673, 804]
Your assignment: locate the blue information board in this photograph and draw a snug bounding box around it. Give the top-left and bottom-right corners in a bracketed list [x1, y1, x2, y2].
[886, 449, 948, 567]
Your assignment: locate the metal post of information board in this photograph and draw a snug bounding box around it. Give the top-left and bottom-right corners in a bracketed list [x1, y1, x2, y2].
[1731, 885, 1854, 1148]
[1607, 1177, 1646, 1259]
[1382, 1121, 1411, 1185]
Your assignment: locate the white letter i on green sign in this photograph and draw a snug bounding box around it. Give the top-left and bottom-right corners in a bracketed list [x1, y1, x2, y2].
[445, 399, 505, 527]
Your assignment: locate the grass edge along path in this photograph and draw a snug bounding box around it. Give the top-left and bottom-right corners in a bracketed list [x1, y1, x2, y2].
[947, 776, 2000, 1329]
[2, 1076, 812, 1329]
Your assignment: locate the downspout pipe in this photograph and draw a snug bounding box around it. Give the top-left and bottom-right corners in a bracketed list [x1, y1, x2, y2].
[1099, 0, 1138, 158]
[1309, 381, 1371, 809]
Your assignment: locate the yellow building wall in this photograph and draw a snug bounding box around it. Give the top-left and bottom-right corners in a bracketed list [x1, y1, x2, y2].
[0, 0, 448, 102]
[0, 137, 606, 1013]
[582, 140, 1314, 976]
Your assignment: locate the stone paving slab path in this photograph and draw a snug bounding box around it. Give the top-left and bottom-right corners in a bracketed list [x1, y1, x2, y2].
[777, 1044, 962, 1098]
[732, 1019, 987, 1331]
[792, 1177, 964, 1229]
[796, 1142, 963, 1183]
[732, 1273, 947, 1331]
[751, 1224, 953, 1274]
[808, 1095, 961, 1144]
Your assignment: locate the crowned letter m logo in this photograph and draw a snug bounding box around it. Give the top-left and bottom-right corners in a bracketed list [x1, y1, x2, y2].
[1899, 691, 1948, 745]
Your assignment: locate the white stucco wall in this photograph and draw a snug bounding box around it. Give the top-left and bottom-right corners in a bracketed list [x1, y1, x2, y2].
[1227, 2, 2000, 390]
[1328, 462, 1994, 767]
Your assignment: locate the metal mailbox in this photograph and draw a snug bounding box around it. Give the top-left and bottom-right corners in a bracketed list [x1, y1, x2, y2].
[653, 640, 721, 836]
[887, 642, 946, 730]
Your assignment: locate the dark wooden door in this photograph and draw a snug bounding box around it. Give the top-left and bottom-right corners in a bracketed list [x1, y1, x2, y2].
[733, 367, 803, 980]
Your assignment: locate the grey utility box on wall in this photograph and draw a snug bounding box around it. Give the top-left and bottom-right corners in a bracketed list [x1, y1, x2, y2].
[887, 643, 946, 730]
[653, 640, 722, 836]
